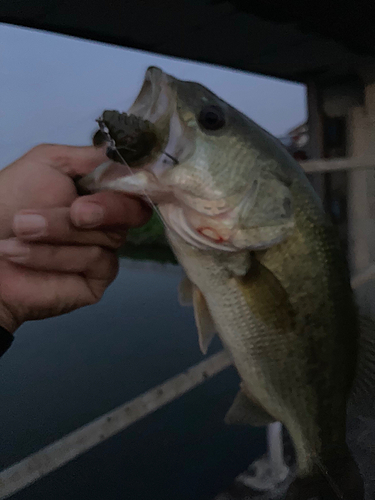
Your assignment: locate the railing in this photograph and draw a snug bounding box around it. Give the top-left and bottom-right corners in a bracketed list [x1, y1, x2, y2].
[0, 352, 232, 499]
[302, 156, 375, 173]
[301, 156, 375, 289]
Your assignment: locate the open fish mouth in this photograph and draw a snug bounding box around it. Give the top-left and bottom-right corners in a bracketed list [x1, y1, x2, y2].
[79, 67, 184, 194]
[99, 66, 190, 170]
[128, 66, 174, 125]
[128, 67, 195, 170]
[90, 67, 177, 168]
[128, 67, 193, 172]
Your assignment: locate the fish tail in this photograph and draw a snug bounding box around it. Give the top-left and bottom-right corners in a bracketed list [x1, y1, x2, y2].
[285, 453, 364, 500]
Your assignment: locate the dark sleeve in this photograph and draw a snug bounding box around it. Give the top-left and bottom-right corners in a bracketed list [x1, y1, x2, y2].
[0, 325, 14, 357]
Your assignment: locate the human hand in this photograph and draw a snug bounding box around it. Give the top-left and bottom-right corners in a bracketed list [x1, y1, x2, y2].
[0, 144, 151, 333]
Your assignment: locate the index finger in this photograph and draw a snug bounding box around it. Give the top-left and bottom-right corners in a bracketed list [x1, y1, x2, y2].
[70, 191, 152, 229]
[26, 144, 109, 178]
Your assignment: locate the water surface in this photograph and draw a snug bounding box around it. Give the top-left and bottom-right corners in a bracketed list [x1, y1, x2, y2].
[0, 263, 265, 499]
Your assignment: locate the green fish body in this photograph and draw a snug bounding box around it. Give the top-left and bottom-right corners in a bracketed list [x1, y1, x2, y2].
[82, 67, 366, 499]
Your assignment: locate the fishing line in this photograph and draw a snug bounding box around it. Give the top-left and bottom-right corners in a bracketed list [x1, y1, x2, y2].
[315, 457, 344, 500]
[162, 151, 179, 165]
[95, 117, 173, 232]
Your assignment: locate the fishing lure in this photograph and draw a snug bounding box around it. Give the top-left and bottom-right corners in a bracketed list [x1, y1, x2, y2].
[93, 110, 162, 166]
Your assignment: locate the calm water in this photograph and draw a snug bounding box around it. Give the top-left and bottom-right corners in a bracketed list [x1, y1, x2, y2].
[0, 262, 265, 500]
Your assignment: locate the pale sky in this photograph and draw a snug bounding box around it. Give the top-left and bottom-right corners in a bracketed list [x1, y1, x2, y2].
[0, 23, 307, 170]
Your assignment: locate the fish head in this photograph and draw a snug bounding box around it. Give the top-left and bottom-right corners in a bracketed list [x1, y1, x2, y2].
[126, 67, 260, 197]
[81, 66, 295, 251]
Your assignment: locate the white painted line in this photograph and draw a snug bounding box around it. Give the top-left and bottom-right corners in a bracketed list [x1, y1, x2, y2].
[301, 156, 375, 173]
[0, 350, 231, 499]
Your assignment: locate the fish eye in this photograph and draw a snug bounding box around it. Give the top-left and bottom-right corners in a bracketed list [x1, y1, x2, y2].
[198, 105, 225, 131]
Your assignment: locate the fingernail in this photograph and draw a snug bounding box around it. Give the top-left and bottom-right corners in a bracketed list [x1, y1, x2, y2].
[0, 239, 30, 259]
[14, 214, 47, 237]
[73, 203, 104, 228]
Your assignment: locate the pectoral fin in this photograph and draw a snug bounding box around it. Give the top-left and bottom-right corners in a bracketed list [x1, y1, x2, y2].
[178, 275, 194, 306]
[192, 287, 216, 355]
[225, 387, 275, 427]
[233, 257, 295, 334]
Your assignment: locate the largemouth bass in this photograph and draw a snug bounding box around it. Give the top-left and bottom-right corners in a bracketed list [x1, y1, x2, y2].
[81, 67, 366, 499]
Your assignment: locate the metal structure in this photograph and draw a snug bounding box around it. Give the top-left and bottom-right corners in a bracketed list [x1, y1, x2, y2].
[1, 0, 374, 84]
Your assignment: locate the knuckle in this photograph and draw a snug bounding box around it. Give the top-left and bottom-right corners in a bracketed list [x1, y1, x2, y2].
[28, 144, 57, 157]
[99, 258, 119, 286]
[97, 251, 119, 281]
[88, 291, 104, 305]
[27, 144, 72, 170]
[86, 252, 119, 302]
